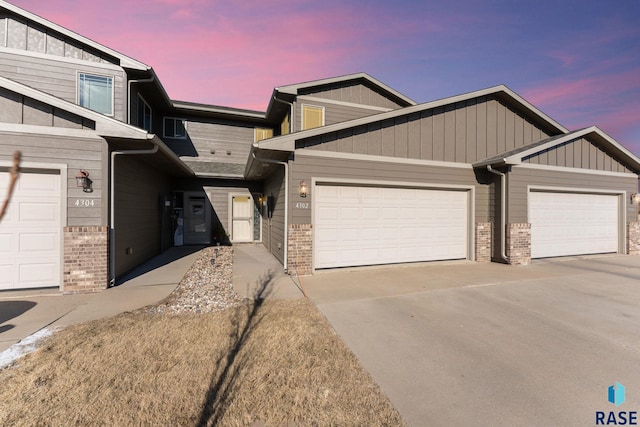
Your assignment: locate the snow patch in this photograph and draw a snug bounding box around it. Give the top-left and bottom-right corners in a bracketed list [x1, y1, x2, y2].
[0, 327, 57, 369]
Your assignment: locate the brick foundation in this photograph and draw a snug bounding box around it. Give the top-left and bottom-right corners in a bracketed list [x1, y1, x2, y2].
[506, 223, 531, 266]
[627, 222, 640, 255]
[288, 224, 312, 276]
[475, 222, 492, 262]
[63, 226, 109, 294]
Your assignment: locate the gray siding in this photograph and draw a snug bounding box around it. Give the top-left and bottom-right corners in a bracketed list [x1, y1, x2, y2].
[299, 81, 405, 110]
[262, 168, 285, 264]
[298, 97, 552, 164]
[289, 153, 490, 224]
[0, 130, 106, 226]
[0, 50, 126, 121]
[114, 155, 172, 277]
[293, 98, 389, 132]
[523, 137, 631, 173]
[204, 183, 254, 240]
[507, 166, 638, 223]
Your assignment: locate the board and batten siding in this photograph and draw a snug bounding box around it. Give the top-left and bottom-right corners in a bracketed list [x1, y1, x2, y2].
[0, 131, 107, 226]
[262, 167, 286, 264]
[507, 166, 638, 224]
[297, 97, 552, 165]
[523, 137, 631, 173]
[0, 50, 126, 121]
[114, 155, 172, 277]
[289, 153, 490, 225]
[299, 81, 405, 110]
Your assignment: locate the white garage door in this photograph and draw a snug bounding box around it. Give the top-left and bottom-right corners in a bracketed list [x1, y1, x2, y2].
[0, 170, 61, 290]
[529, 191, 619, 259]
[314, 185, 468, 269]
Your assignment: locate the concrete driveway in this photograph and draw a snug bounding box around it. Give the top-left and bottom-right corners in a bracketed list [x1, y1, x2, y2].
[302, 255, 640, 427]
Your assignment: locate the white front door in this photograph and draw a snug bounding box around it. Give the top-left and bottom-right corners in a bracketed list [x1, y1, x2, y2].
[0, 170, 61, 290]
[232, 195, 253, 242]
[314, 185, 469, 269]
[529, 191, 619, 258]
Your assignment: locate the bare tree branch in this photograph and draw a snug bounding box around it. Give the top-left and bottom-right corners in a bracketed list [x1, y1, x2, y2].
[0, 151, 21, 222]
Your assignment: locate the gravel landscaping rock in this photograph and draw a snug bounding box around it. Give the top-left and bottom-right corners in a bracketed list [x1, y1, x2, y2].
[150, 247, 246, 315]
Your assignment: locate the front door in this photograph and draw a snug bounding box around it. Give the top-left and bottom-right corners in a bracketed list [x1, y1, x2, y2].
[184, 193, 211, 245]
[231, 195, 253, 242]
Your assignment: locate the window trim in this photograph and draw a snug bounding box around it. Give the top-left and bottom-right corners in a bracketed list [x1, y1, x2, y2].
[137, 94, 152, 132]
[163, 116, 187, 139]
[301, 104, 325, 130]
[76, 72, 114, 116]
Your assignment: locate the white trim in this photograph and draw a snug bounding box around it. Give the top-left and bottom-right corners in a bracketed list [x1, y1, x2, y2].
[296, 95, 394, 113]
[0, 123, 103, 139]
[515, 163, 638, 178]
[0, 46, 125, 72]
[296, 149, 473, 169]
[228, 192, 259, 243]
[77, 71, 115, 117]
[311, 177, 475, 271]
[527, 185, 627, 255]
[301, 104, 325, 130]
[0, 161, 68, 291]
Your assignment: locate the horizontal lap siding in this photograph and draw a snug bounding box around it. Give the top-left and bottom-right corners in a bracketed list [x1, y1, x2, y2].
[0, 131, 107, 226]
[524, 137, 631, 173]
[204, 184, 256, 237]
[290, 154, 489, 224]
[299, 97, 552, 164]
[262, 168, 285, 264]
[0, 51, 126, 121]
[294, 99, 389, 133]
[183, 120, 254, 164]
[508, 167, 638, 223]
[301, 82, 404, 109]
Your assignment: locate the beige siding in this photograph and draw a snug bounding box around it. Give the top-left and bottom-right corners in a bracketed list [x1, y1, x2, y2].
[507, 166, 638, 223]
[298, 96, 553, 164]
[114, 155, 171, 277]
[0, 50, 126, 121]
[289, 153, 490, 225]
[0, 131, 107, 226]
[523, 137, 632, 173]
[299, 81, 404, 110]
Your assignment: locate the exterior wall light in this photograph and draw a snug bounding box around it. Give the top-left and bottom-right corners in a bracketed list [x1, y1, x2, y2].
[75, 169, 93, 193]
[299, 180, 308, 198]
[631, 193, 640, 204]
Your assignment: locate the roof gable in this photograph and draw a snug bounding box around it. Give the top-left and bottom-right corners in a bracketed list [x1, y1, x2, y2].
[0, 0, 148, 70]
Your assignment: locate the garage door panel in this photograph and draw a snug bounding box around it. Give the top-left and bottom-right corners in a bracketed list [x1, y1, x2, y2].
[315, 185, 468, 269]
[19, 232, 58, 253]
[18, 261, 58, 285]
[530, 192, 618, 259]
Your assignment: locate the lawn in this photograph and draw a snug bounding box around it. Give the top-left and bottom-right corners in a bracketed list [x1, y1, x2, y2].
[0, 297, 404, 426]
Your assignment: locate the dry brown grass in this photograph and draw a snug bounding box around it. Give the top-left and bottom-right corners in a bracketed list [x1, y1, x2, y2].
[0, 296, 403, 426]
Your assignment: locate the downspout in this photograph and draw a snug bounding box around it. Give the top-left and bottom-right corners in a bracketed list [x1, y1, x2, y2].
[251, 151, 289, 272]
[109, 137, 159, 286]
[272, 95, 294, 134]
[487, 165, 508, 263]
[127, 75, 156, 124]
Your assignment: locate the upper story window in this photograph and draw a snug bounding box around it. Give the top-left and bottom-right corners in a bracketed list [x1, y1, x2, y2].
[78, 73, 113, 116]
[280, 113, 290, 136]
[163, 117, 186, 139]
[302, 104, 324, 130]
[255, 127, 273, 142]
[137, 95, 152, 132]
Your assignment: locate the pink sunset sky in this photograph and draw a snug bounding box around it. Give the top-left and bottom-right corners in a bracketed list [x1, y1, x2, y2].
[9, 0, 640, 154]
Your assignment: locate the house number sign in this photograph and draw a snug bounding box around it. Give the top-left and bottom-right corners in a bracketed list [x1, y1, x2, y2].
[74, 199, 95, 207]
[295, 202, 310, 209]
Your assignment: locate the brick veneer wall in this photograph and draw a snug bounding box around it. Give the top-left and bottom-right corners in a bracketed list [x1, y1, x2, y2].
[475, 222, 492, 262]
[63, 226, 109, 294]
[506, 223, 531, 266]
[628, 222, 640, 255]
[288, 224, 312, 276]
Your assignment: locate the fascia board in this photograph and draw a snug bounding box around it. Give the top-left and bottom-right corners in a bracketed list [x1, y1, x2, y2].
[0, 0, 148, 71]
[150, 135, 195, 176]
[0, 76, 148, 140]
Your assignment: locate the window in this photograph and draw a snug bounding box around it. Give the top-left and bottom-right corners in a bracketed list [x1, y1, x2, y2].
[137, 95, 152, 132]
[78, 73, 113, 115]
[255, 127, 273, 142]
[163, 117, 186, 139]
[302, 105, 324, 130]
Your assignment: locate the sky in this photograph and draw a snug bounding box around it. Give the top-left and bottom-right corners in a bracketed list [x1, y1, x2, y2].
[10, 0, 640, 154]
